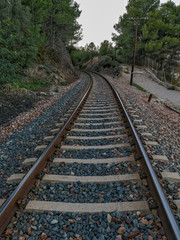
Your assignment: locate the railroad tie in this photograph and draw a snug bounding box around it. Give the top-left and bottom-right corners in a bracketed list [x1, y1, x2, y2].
[50, 128, 60, 134]
[66, 134, 127, 140]
[22, 155, 135, 165]
[76, 116, 121, 121]
[44, 136, 54, 142]
[0, 199, 5, 207]
[174, 200, 180, 213]
[152, 155, 169, 162]
[34, 145, 47, 152]
[61, 143, 130, 150]
[145, 141, 159, 146]
[140, 133, 152, 137]
[25, 201, 150, 214]
[79, 113, 120, 117]
[71, 127, 125, 132]
[7, 171, 179, 184]
[161, 172, 180, 182]
[53, 155, 135, 164]
[135, 125, 147, 129]
[41, 173, 140, 184]
[73, 121, 122, 126]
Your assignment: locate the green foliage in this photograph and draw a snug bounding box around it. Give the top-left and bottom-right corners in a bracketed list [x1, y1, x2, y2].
[99, 57, 119, 68]
[22, 0, 82, 46]
[113, 0, 179, 66]
[85, 42, 98, 58]
[167, 85, 175, 90]
[99, 40, 114, 57]
[59, 81, 68, 86]
[69, 40, 119, 69]
[0, 1, 39, 85]
[143, 1, 180, 60]
[113, 0, 160, 62]
[133, 83, 147, 92]
[0, 0, 82, 87]
[12, 77, 52, 90]
[69, 43, 98, 68]
[70, 48, 91, 68]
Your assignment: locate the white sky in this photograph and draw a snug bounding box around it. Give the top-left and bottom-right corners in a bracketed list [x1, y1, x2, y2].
[76, 0, 180, 47]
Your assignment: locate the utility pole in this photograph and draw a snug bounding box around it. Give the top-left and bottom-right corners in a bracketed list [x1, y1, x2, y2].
[130, 21, 138, 85]
[128, 18, 147, 86]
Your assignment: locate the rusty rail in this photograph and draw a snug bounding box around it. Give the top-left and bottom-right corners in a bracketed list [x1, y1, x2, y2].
[0, 73, 93, 235]
[93, 72, 180, 240]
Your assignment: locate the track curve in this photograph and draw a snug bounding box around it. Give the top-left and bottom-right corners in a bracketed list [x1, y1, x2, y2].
[0, 72, 179, 239]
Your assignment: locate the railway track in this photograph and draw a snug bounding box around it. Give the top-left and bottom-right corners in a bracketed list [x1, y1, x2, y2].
[0, 72, 179, 239]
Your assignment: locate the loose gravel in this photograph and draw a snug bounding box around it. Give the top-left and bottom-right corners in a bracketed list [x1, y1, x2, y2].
[1, 73, 168, 239]
[0, 76, 88, 199]
[105, 72, 180, 225]
[46, 162, 137, 176]
[56, 147, 132, 159]
[78, 114, 120, 119]
[75, 118, 122, 123]
[72, 123, 122, 129]
[162, 179, 180, 200]
[29, 181, 147, 203]
[69, 129, 126, 137]
[64, 138, 129, 146]
[2, 211, 165, 240]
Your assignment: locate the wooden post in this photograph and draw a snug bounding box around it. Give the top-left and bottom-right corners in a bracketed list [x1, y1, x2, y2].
[171, 66, 175, 85]
[148, 94, 153, 103]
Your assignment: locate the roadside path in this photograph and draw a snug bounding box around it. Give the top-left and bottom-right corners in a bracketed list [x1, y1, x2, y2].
[133, 68, 180, 109]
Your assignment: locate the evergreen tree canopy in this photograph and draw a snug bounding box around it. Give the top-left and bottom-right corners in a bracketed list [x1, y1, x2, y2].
[143, 1, 180, 62]
[22, 0, 82, 46]
[112, 0, 160, 62]
[99, 40, 114, 57]
[0, 0, 82, 85]
[113, 0, 179, 64]
[0, 0, 39, 84]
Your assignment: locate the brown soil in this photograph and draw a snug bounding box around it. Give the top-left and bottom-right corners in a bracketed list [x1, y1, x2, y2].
[0, 87, 42, 125]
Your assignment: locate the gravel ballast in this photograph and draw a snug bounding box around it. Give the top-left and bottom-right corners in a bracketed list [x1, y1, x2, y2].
[46, 162, 137, 176]
[1, 73, 168, 239]
[29, 181, 147, 203]
[2, 211, 166, 240]
[105, 72, 180, 225]
[0, 75, 88, 199]
[56, 147, 132, 159]
[64, 137, 129, 146]
[69, 129, 126, 137]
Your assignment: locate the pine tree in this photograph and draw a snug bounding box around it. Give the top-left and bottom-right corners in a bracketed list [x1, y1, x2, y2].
[113, 0, 160, 63]
[143, 1, 180, 62]
[0, 0, 39, 84]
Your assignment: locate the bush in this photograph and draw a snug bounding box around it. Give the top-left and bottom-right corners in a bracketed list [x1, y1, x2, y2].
[98, 56, 119, 69]
[167, 85, 175, 90]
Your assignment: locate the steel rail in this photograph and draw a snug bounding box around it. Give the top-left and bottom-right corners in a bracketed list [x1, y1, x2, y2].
[0, 73, 93, 235]
[93, 72, 180, 240]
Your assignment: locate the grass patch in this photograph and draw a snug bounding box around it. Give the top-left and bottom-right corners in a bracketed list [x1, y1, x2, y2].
[12, 77, 52, 90]
[167, 86, 175, 90]
[133, 83, 147, 92]
[58, 81, 68, 86]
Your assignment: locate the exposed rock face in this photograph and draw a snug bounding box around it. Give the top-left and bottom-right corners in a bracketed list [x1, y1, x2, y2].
[84, 56, 122, 77]
[45, 37, 78, 82]
[84, 56, 107, 70]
